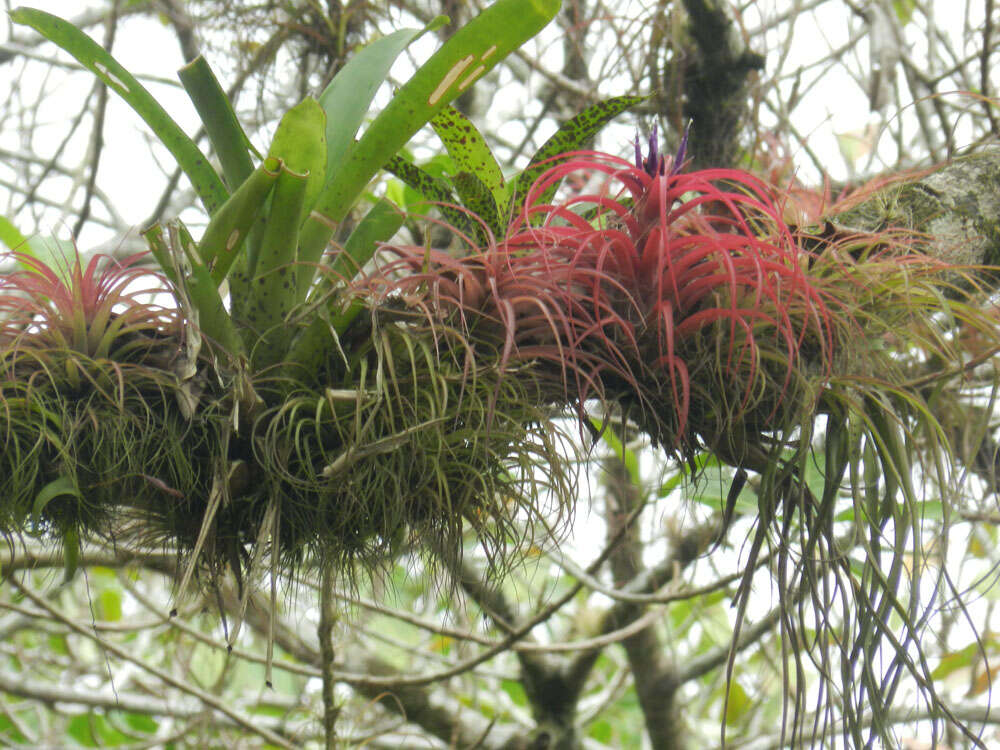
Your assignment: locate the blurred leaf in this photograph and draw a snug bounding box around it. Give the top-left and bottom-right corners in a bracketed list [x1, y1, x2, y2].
[931, 642, 981, 680]
[892, 0, 917, 24]
[589, 417, 641, 487]
[659, 452, 721, 497]
[589, 719, 612, 742]
[98, 589, 122, 622]
[0, 215, 28, 252]
[501, 678, 528, 707]
[724, 681, 751, 726]
[120, 712, 157, 734]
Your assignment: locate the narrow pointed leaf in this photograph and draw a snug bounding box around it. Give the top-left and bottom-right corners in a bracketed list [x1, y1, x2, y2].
[321, 18, 447, 184]
[328, 198, 405, 333]
[384, 154, 474, 233]
[32, 475, 82, 521]
[451, 170, 503, 238]
[11, 8, 228, 215]
[170, 223, 244, 356]
[178, 55, 256, 190]
[430, 105, 505, 202]
[510, 94, 646, 207]
[296, 0, 561, 299]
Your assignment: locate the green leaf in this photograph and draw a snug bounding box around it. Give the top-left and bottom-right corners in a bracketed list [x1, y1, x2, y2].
[266, 97, 327, 224]
[501, 678, 528, 707]
[931, 642, 980, 679]
[385, 154, 456, 205]
[32, 475, 82, 519]
[285, 198, 405, 378]
[248, 165, 309, 370]
[198, 157, 280, 284]
[430, 105, 505, 202]
[178, 55, 256, 190]
[450, 171, 503, 238]
[320, 19, 447, 185]
[327, 198, 405, 333]
[510, 94, 646, 207]
[384, 154, 475, 234]
[0, 215, 28, 252]
[658, 452, 721, 497]
[166, 222, 245, 356]
[11, 8, 229, 215]
[67, 715, 98, 747]
[892, 0, 917, 24]
[120, 712, 158, 734]
[98, 588, 122, 621]
[295, 0, 561, 299]
[724, 681, 752, 726]
[328, 198, 405, 288]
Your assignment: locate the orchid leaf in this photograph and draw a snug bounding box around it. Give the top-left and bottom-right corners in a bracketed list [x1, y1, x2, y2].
[430, 105, 505, 203]
[450, 170, 503, 239]
[509, 94, 646, 208]
[11, 8, 229, 215]
[320, 18, 447, 185]
[384, 154, 474, 233]
[178, 55, 256, 190]
[295, 0, 561, 300]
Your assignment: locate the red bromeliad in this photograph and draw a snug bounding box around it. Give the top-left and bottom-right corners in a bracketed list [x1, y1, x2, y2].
[371, 130, 836, 447]
[0, 250, 175, 361]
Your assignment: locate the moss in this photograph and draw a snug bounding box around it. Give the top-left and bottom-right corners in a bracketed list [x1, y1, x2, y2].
[831, 148, 1000, 267]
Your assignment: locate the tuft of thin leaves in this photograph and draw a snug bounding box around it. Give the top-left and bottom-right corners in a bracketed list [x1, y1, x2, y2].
[0, 250, 176, 361]
[246, 308, 575, 582]
[374, 146, 838, 461]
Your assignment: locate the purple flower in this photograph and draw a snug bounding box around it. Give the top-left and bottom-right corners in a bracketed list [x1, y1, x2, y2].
[634, 121, 691, 177]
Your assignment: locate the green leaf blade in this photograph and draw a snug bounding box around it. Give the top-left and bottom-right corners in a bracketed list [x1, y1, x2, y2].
[430, 105, 505, 203]
[510, 94, 646, 207]
[267, 97, 327, 223]
[178, 55, 256, 190]
[200, 157, 280, 284]
[320, 21, 445, 184]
